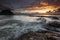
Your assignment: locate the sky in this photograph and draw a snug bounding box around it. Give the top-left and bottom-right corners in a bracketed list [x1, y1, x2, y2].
[0, 0, 60, 13]
[0, 0, 36, 9]
[0, 0, 60, 9]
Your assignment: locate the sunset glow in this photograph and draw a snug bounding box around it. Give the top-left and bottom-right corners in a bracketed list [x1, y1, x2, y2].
[23, 1, 59, 13]
[14, 0, 60, 14]
[21, 6, 58, 13]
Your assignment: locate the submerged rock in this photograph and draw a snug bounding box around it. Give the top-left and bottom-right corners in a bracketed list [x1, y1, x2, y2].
[0, 9, 14, 15]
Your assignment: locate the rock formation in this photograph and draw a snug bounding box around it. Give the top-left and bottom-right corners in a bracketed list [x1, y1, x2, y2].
[0, 9, 14, 15]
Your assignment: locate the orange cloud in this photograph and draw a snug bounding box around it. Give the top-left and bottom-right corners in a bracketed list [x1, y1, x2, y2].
[24, 0, 60, 13]
[40, 2, 48, 6]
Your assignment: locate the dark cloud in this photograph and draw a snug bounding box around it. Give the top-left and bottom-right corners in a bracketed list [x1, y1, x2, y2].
[0, 0, 60, 10]
[0, 0, 36, 10]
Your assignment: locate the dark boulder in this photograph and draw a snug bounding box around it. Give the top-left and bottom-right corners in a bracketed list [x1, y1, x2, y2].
[51, 17, 59, 20]
[48, 16, 59, 20]
[0, 9, 14, 15]
[47, 21, 60, 28]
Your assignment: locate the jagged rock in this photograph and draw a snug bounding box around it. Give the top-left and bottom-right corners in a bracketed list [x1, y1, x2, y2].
[0, 9, 14, 15]
[48, 16, 59, 20]
[15, 31, 60, 40]
[47, 21, 60, 28]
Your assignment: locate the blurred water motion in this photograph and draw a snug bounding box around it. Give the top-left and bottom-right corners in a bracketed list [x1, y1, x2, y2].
[0, 15, 60, 40]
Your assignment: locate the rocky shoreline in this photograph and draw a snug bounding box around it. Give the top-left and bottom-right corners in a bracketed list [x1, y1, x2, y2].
[15, 31, 60, 40]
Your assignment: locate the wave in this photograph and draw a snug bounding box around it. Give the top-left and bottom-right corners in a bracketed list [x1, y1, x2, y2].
[0, 15, 60, 40]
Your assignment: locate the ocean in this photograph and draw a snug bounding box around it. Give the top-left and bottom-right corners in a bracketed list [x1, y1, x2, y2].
[0, 15, 60, 40]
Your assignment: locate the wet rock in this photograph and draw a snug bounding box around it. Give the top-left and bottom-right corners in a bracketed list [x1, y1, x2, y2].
[48, 16, 59, 20]
[47, 37, 56, 40]
[47, 21, 60, 28]
[15, 31, 60, 40]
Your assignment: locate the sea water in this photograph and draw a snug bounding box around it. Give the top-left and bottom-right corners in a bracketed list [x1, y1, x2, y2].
[0, 15, 60, 40]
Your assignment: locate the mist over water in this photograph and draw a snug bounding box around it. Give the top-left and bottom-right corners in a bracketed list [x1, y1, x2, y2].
[0, 15, 60, 40]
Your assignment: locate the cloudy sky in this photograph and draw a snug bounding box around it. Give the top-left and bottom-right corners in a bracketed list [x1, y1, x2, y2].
[0, 0, 60, 9]
[0, 0, 36, 9]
